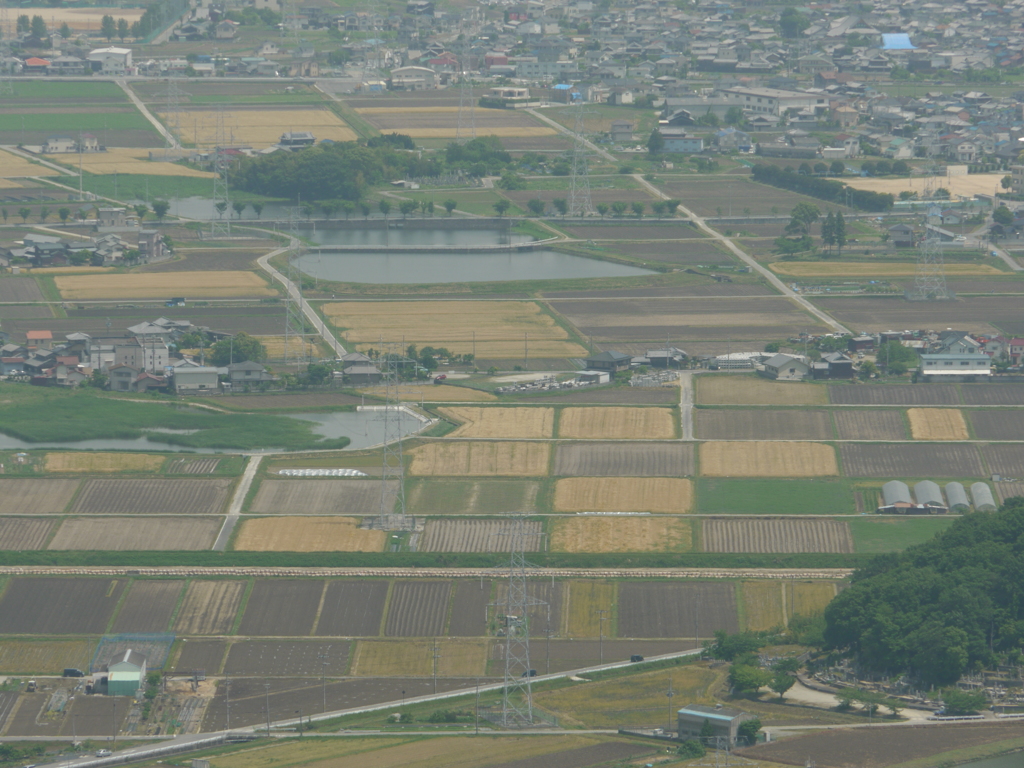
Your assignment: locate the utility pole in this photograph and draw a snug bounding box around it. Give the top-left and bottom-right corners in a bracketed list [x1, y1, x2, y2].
[319, 648, 330, 713]
[225, 679, 231, 730]
[432, 639, 441, 694]
[265, 681, 271, 735]
[667, 676, 675, 732]
[596, 609, 609, 664]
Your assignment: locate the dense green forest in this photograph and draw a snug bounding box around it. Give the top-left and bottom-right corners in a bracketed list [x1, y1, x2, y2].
[232, 135, 514, 201]
[824, 497, 1024, 686]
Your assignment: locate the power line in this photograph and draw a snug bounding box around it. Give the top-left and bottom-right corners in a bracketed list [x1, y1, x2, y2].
[567, 94, 593, 218]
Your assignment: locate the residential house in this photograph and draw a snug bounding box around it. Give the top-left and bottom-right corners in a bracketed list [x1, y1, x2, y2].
[888, 223, 915, 247]
[609, 120, 634, 143]
[761, 353, 810, 381]
[584, 350, 632, 373]
[810, 351, 855, 379]
[1007, 338, 1024, 365]
[713, 127, 751, 152]
[173, 366, 221, 393]
[226, 360, 274, 385]
[659, 127, 703, 153]
[114, 337, 169, 372]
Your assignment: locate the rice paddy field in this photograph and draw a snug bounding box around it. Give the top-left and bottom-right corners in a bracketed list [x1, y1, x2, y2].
[439, 406, 554, 438]
[166, 108, 359, 147]
[696, 375, 827, 405]
[47, 148, 215, 178]
[353, 105, 557, 139]
[0, 149, 60, 178]
[700, 442, 839, 477]
[44, 452, 165, 473]
[323, 300, 586, 358]
[907, 408, 970, 440]
[557, 407, 677, 440]
[550, 516, 693, 553]
[408, 441, 550, 476]
[53, 271, 275, 299]
[553, 477, 693, 513]
[233, 516, 387, 552]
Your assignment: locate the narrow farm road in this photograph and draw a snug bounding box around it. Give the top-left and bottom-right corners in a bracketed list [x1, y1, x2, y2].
[527, 108, 617, 163]
[213, 454, 263, 551]
[255, 236, 347, 358]
[116, 79, 179, 149]
[631, 174, 850, 335]
[679, 371, 694, 441]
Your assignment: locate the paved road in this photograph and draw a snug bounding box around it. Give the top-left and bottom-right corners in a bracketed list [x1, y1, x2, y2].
[679, 371, 693, 441]
[255, 235, 347, 358]
[213, 454, 263, 551]
[527, 108, 616, 163]
[631, 174, 851, 335]
[116, 80, 179, 149]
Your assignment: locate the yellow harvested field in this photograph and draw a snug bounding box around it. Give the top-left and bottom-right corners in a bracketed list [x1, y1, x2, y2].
[54, 271, 274, 299]
[697, 375, 827, 405]
[554, 477, 692, 514]
[743, 581, 787, 631]
[0, 178, 26, 188]
[30, 266, 113, 274]
[700, 442, 838, 477]
[908, 408, 969, 440]
[771, 261, 1003, 277]
[44, 452, 165, 473]
[0, 148, 59, 178]
[255, 335, 320, 360]
[351, 639, 487, 676]
[550, 516, 692, 553]
[233, 517, 386, 552]
[536, 668, 720, 728]
[358, 385, 496, 402]
[211, 735, 608, 768]
[47, 148, 214, 178]
[168, 109, 358, 148]
[788, 581, 837, 618]
[844, 172, 1006, 199]
[356, 107, 464, 115]
[0, 7, 143, 34]
[0, 639, 95, 674]
[565, 580, 616, 636]
[409, 441, 549, 476]
[323, 300, 586, 357]
[439, 406, 554, 438]
[402, 127, 557, 138]
[558, 407, 677, 440]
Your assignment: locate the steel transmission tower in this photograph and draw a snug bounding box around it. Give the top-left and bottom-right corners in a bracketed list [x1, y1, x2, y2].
[567, 96, 593, 217]
[210, 108, 231, 237]
[154, 74, 186, 155]
[283, 253, 309, 367]
[456, 42, 476, 144]
[0, 0, 14, 96]
[376, 342, 409, 531]
[491, 513, 546, 727]
[905, 231, 953, 301]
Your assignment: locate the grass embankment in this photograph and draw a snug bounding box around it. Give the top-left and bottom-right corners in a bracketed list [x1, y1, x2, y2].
[0, 387, 350, 451]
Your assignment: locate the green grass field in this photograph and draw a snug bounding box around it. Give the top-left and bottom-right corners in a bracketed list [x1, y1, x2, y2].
[0, 385, 351, 451]
[697, 479, 856, 515]
[849, 516, 956, 553]
[401, 189, 524, 217]
[0, 113, 155, 133]
[6, 81, 128, 102]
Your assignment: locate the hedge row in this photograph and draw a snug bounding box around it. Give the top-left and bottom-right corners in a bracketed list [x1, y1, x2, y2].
[752, 163, 894, 212]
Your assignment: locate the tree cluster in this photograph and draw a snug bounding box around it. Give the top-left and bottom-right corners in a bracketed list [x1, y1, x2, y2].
[820, 211, 847, 255]
[824, 498, 1024, 687]
[752, 164, 894, 212]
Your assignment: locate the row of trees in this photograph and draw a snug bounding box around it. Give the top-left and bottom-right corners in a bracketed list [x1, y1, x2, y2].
[752, 163, 895, 212]
[523, 198, 681, 218]
[0, 201, 170, 226]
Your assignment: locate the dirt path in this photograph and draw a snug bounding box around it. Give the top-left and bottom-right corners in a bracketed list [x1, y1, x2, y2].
[679, 371, 693, 441]
[213, 454, 263, 551]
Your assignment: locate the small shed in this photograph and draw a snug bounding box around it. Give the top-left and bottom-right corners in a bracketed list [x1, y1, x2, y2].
[946, 482, 970, 513]
[106, 649, 146, 697]
[971, 482, 997, 512]
[914, 480, 946, 510]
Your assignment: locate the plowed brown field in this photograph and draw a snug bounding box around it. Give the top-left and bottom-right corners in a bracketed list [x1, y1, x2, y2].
[702, 518, 853, 553]
[697, 375, 826, 405]
[172, 580, 245, 635]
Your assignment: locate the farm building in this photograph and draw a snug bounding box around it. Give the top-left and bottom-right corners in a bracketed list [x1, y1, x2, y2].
[645, 347, 687, 368]
[173, 366, 220, 393]
[105, 649, 146, 697]
[918, 353, 991, 382]
[760, 353, 810, 381]
[390, 66, 437, 90]
[971, 483, 997, 512]
[946, 482, 970, 513]
[914, 480, 947, 512]
[678, 703, 755, 746]
[709, 352, 764, 370]
[878, 480, 913, 513]
[810, 351, 855, 379]
[585, 351, 632, 373]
